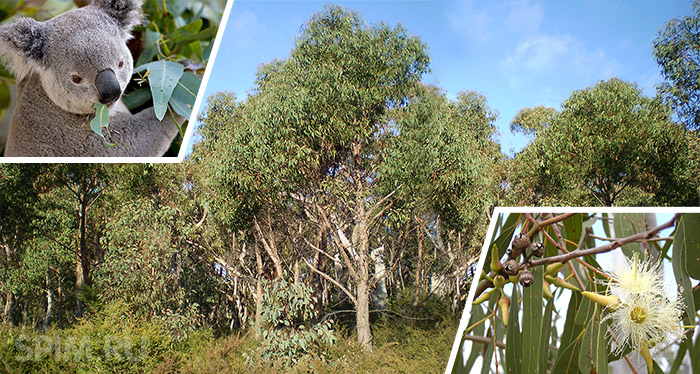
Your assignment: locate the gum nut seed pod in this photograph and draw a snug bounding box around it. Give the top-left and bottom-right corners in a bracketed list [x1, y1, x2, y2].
[519, 269, 534, 287]
[504, 259, 520, 276]
[530, 242, 545, 257]
[511, 233, 530, 256]
[493, 275, 506, 288]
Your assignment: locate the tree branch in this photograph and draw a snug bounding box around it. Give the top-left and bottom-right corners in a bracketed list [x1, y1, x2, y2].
[304, 259, 357, 305]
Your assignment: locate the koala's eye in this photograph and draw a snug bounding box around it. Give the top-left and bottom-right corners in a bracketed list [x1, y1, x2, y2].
[118, 60, 124, 69]
[71, 74, 83, 84]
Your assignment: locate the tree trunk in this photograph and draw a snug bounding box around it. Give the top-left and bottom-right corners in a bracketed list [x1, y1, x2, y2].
[356, 273, 372, 350]
[412, 220, 424, 318]
[3, 293, 14, 325]
[44, 277, 54, 331]
[75, 197, 88, 318]
[253, 215, 283, 278]
[353, 201, 372, 351]
[254, 237, 264, 338]
[371, 245, 387, 311]
[312, 226, 329, 321]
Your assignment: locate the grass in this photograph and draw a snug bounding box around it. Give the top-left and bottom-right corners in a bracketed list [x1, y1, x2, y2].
[0, 315, 458, 374]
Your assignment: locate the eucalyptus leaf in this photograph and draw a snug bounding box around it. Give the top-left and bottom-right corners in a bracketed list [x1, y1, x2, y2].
[522, 264, 543, 374]
[89, 103, 116, 146]
[672, 214, 698, 329]
[614, 213, 646, 258]
[136, 60, 184, 120]
[505, 286, 521, 374]
[578, 309, 607, 374]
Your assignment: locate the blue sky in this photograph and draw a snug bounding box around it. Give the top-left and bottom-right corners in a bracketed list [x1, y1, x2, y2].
[199, 0, 693, 156]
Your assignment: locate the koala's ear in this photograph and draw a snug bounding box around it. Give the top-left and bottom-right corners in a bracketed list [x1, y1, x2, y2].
[0, 17, 47, 80]
[94, 0, 143, 33]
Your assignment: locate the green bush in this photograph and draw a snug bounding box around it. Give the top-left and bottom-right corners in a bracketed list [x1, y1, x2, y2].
[247, 276, 336, 367]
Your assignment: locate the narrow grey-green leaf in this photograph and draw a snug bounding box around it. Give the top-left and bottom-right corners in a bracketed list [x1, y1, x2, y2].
[135, 28, 160, 67]
[89, 103, 116, 146]
[506, 286, 521, 374]
[677, 213, 700, 279]
[540, 294, 555, 372]
[464, 304, 486, 371]
[169, 96, 191, 119]
[672, 214, 697, 329]
[522, 264, 543, 374]
[578, 309, 607, 374]
[481, 328, 496, 374]
[562, 213, 584, 251]
[614, 213, 646, 258]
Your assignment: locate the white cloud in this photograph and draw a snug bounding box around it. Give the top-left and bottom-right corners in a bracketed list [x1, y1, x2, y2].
[447, 0, 544, 44]
[506, 0, 544, 34]
[500, 34, 621, 86]
[447, 0, 492, 45]
[226, 10, 262, 48]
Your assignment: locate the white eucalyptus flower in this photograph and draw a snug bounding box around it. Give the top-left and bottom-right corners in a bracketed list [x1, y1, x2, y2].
[583, 254, 684, 356]
[606, 291, 684, 355]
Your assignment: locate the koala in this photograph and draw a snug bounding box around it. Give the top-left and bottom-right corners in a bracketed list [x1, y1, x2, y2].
[0, 0, 180, 157]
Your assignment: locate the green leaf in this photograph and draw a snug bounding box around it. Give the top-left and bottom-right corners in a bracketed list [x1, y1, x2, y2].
[136, 60, 184, 120]
[203, 40, 215, 62]
[677, 213, 700, 280]
[505, 286, 521, 374]
[172, 24, 217, 47]
[173, 72, 201, 106]
[481, 327, 496, 374]
[136, 28, 160, 67]
[169, 19, 203, 45]
[540, 295, 555, 372]
[522, 264, 543, 374]
[122, 87, 152, 111]
[668, 339, 687, 374]
[89, 103, 117, 146]
[562, 213, 584, 252]
[0, 84, 10, 109]
[463, 304, 486, 371]
[578, 309, 607, 374]
[613, 213, 646, 258]
[672, 214, 698, 328]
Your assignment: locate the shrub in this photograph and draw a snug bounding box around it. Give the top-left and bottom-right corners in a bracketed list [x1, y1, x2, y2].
[247, 276, 336, 367]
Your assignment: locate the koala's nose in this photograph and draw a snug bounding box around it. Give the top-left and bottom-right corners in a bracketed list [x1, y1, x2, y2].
[94, 69, 122, 105]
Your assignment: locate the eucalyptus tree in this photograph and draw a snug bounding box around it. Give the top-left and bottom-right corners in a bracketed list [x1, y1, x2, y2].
[380, 87, 502, 313]
[197, 5, 430, 349]
[653, 0, 700, 130]
[0, 165, 42, 324]
[507, 78, 700, 206]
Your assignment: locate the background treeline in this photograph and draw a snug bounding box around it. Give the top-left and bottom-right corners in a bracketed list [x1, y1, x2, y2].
[1, 4, 700, 373]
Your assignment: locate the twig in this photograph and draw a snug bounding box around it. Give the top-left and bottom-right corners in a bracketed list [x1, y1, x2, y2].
[527, 214, 677, 268]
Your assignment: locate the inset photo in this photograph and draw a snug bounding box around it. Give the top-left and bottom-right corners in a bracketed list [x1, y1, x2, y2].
[0, 0, 228, 159]
[449, 210, 700, 374]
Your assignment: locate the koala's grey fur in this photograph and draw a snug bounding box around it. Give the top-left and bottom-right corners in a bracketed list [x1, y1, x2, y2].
[0, 0, 180, 157]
